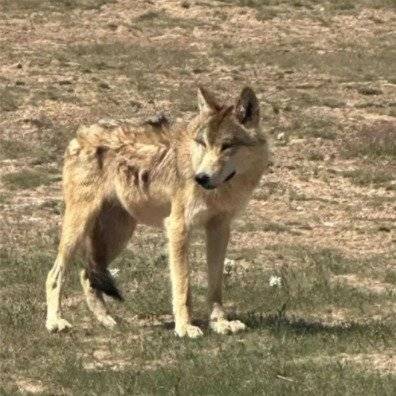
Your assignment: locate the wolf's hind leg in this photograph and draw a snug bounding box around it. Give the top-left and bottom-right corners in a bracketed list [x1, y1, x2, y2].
[82, 201, 136, 327]
[46, 206, 95, 332]
[79, 269, 117, 328]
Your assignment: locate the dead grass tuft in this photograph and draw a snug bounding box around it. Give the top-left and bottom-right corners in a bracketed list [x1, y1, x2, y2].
[0, 87, 25, 112]
[343, 121, 396, 159]
[340, 167, 395, 188]
[1, 0, 114, 15]
[1, 169, 59, 190]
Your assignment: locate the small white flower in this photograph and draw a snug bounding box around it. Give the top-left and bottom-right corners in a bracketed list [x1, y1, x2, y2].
[224, 258, 236, 267]
[109, 268, 120, 278]
[224, 258, 236, 274]
[269, 275, 282, 287]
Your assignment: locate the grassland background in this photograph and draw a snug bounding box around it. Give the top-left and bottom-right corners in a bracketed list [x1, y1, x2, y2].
[0, 0, 395, 394]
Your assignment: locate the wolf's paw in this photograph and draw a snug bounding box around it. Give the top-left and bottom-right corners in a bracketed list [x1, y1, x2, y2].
[46, 317, 72, 332]
[175, 323, 204, 338]
[98, 315, 117, 329]
[210, 319, 246, 335]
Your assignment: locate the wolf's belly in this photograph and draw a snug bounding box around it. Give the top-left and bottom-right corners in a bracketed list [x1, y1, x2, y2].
[123, 195, 211, 229]
[129, 200, 210, 228]
[128, 201, 171, 227]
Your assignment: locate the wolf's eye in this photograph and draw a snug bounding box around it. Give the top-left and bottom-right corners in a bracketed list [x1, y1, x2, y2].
[195, 139, 206, 148]
[221, 143, 235, 151]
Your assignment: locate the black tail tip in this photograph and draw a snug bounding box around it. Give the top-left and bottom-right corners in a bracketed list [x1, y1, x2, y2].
[87, 269, 124, 301]
[144, 112, 170, 129]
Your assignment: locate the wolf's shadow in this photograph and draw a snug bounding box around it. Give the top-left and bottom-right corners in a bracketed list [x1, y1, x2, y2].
[161, 312, 389, 336]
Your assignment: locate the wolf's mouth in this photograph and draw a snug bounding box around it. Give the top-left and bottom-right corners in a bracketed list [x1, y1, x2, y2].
[225, 171, 236, 182]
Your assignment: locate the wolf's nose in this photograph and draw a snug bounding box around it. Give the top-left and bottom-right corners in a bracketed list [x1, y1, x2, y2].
[195, 173, 211, 188]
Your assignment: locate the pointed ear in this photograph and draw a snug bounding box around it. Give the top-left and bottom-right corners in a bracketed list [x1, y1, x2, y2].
[197, 86, 221, 113]
[235, 87, 260, 128]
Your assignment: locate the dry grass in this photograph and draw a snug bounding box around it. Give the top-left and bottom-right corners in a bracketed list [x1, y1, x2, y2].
[1, 0, 115, 14]
[341, 167, 395, 189]
[0, 0, 395, 394]
[343, 121, 396, 160]
[1, 168, 60, 190]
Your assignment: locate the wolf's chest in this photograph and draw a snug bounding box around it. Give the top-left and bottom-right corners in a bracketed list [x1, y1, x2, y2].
[184, 197, 211, 227]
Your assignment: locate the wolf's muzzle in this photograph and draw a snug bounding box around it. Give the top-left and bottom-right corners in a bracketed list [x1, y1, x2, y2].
[195, 170, 236, 190]
[195, 173, 216, 189]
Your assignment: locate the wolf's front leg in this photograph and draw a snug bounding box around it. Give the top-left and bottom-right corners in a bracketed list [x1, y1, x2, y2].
[166, 205, 203, 338]
[46, 249, 73, 332]
[206, 216, 246, 335]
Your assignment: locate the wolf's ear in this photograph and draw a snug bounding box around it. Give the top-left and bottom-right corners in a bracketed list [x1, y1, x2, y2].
[235, 87, 260, 128]
[197, 86, 221, 113]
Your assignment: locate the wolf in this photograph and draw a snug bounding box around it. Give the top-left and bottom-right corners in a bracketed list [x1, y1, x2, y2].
[45, 86, 270, 337]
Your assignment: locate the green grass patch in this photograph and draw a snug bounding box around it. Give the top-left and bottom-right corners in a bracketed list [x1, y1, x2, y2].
[343, 122, 396, 160]
[50, 42, 198, 116]
[0, 192, 11, 205]
[0, 232, 394, 394]
[211, 44, 395, 82]
[30, 85, 80, 105]
[295, 91, 346, 109]
[34, 122, 76, 164]
[236, 220, 293, 233]
[0, 86, 27, 112]
[341, 168, 394, 188]
[0, 138, 30, 160]
[227, 245, 393, 317]
[218, 0, 395, 12]
[1, 168, 59, 190]
[217, 0, 395, 25]
[307, 150, 325, 161]
[57, 42, 195, 78]
[133, 11, 203, 31]
[294, 116, 338, 140]
[1, 242, 395, 394]
[0, 121, 74, 164]
[1, 0, 114, 15]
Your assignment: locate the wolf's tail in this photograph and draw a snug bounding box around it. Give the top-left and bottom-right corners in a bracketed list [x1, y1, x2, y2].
[86, 267, 123, 301]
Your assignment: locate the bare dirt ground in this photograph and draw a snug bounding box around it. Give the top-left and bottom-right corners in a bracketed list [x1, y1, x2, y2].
[0, 0, 395, 394]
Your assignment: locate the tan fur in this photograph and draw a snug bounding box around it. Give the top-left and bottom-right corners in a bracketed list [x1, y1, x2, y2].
[45, 86, 270, 337]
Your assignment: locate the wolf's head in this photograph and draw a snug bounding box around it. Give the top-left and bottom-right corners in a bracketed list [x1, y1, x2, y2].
[189, 86, 269, 190]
